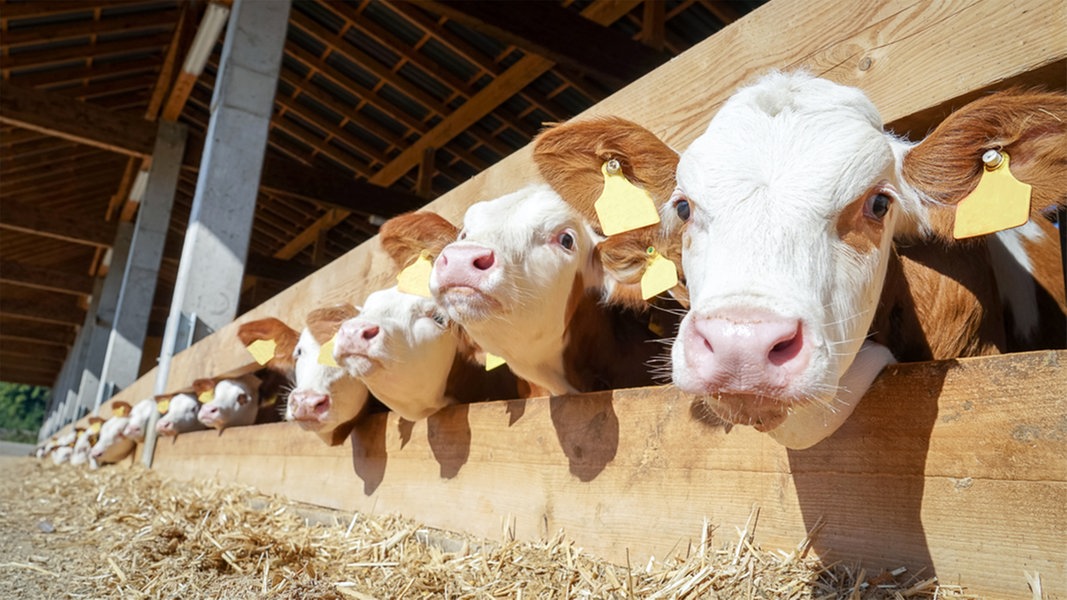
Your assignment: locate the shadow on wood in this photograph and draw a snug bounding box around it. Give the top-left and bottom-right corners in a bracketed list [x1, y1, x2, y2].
[550, 391, 619, 482]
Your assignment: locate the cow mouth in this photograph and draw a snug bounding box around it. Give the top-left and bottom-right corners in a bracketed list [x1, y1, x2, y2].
[437, 286, 502, 319]
[336, 353, 379, 377]
[699, 393, 793, 432]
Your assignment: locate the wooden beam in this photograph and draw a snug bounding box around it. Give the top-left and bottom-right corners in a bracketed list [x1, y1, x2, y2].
[0, 319, 77, 347]
[0, 339, 68, 362]
[419, 0, 668, 86]
[641, 0, 666, 51]
[0, 81, 156, 157]
[152, 350, 1067, 600]
[0, 260, 94, 296]
[0, 368, 55, 388]
[0, 9, 178, 48]
[0, 32, 172, 73]
[0, 200, 118, 247]
[0, 296, 87, 326]
[416, 147, 435, 199]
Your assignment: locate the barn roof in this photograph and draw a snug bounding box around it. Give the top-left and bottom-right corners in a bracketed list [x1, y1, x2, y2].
[0, 0, 765, 388]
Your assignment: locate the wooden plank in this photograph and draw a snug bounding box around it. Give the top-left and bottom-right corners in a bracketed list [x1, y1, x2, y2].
[0, 9, 177, 48]
[0, 260, 94, 295]
[107, 0, 1067, 430]
[0, 339, 67, 362]
[0, 319, 76, 347]
[421, 0, 669, 86]
[152, 350, 1067, 600]
[0, 368, 54, 388]
[0, 81, 157, 157]
[0, 199, 118, 247]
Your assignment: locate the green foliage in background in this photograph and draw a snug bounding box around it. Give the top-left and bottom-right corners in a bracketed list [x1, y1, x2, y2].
[0, 382, 50, 443]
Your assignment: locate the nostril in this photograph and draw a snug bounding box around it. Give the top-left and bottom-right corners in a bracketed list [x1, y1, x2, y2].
[472, 251, 494, 270]
[313, 397, 330, 415]
[768, 323, 803, 366]
[361, 325, 379, 341]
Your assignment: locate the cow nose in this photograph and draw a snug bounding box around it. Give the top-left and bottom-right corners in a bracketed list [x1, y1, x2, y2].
[289, 390, 330, 420]
[335, 321, 379, 358]
[435, 244, 496, 288]
[685, 308, 811, 394]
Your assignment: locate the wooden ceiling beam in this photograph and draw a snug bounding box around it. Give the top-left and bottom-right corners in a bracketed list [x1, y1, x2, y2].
[2, 169, 122, 199]
[0, 340, 68, 363]
[0, 153, 124, 188]
[0, 296, 87, 326]
[0, 199, 118, 247]
[0, 145, 102, 175]
[0, 81, 156, 157]
[697, 0, 744, 26]
[0, 365, 58, 387]
[8, 57, 159, 88]
[0, 1, 159, 23]
[0, 319, 76, 347]
[0, 353, 63, 372]
[0, 9, 178, 48]
[0, 260, 95, 296]
[0, 32, 172, 73]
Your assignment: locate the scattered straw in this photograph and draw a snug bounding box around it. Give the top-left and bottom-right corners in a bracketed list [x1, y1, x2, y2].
[1, 459, 1004, 599]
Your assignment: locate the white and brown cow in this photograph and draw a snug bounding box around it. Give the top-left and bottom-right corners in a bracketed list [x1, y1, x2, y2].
[155, 392, 207, 436]
[670, 71, 1066, 448]
[238, 308, 371, 445]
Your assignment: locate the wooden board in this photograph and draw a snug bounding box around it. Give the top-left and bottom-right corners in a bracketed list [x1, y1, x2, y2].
[95, 0, 1067, 416]
[152, 350, 1067, 599]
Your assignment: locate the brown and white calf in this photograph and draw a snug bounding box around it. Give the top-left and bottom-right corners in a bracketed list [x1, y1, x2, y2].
[121, 397, 157, 443]
[155, 393, 207, 436]
[194, 374, 262, 431]
[238, 308, 371, 445]
[90, 413, 136, 465]
[670, 71, 1066, 448]
[411, 185, 660, 397]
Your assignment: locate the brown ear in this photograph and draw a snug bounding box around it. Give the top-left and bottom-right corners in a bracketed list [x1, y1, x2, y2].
[597, 230, 687, 310]
[533, 116, 679, 229]
[306, 303, 360, 345]
[903, 88, 1067, 239]
[192, 378, 217, 395]
[379, 211, 459, 270]
[237, 317, 299, 370]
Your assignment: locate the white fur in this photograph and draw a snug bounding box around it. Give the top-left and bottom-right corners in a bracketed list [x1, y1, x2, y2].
[122, 398, 157, 442]
[90, 416, 135, 464]
[70, 429, 97, 467]
[289, 328, 370, 443]
[156, 393, 206, 436]
[431, 184, 604, 395]
[335, 286, 456, 421]
[197, 374, 261, 430]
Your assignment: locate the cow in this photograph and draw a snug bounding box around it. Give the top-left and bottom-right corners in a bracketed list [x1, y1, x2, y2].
[669, 71, 1066, 448]
[90, 413, 136, 465]
[237, 307, 371, 446]
[399, 186, 661, 397]
[155, 393, 207, 436]
[121, 397, 157, 443]
[195, 374, 262, 431]
[69, 417, 103, 468]
[50, 428, 80, 465]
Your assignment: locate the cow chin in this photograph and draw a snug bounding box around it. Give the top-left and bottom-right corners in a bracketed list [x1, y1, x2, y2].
[699, 393, 801, 432]
[338, 354, 378, 378]
[438, 286, 502, 322]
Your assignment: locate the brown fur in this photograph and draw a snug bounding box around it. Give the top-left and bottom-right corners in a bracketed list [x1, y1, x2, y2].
[533, 116, 684, 309]
[237, 317, 301, 371]
[305, 304, 359, 346]
[379, 211, 459, 270]
[902, 89, 1067, 240]
[191, 378, 216, 395]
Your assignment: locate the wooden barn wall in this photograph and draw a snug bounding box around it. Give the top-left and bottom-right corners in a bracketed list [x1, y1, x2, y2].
[74, 0, 1067, 596]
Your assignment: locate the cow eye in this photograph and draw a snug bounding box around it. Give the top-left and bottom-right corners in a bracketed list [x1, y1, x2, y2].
[557, 230, 576, 251]
[865, 192, 892, 221]
[458, 230, 467, 240]
[429, 310, 448, 327]
[675, 198, 691, 222]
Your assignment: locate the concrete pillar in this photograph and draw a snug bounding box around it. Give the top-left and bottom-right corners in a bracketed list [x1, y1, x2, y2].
[74, 223, 134, 414]
[94, 122, 187, 411]
[50, 276, 104, 433]
[143, 0, 290, 467]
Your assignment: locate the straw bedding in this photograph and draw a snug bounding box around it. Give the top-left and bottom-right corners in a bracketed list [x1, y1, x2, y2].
[0, 457, 986, 599]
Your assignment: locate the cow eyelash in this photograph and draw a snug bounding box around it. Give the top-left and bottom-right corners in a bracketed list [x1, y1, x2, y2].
[670, 190, 692, 222]
[556, 229, 577, 251]
[429, 310, 448, 327]
[863, 188, 894, 222]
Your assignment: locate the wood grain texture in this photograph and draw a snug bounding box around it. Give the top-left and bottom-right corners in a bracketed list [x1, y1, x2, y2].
[152, 350, 1067, 599]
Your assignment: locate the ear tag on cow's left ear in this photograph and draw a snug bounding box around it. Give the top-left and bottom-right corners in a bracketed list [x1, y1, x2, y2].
[485, 352, 506, 371]
[397, 251, 433, 298]
[112, 405, 129, 417]
[953, 150, 1031, 239]
[262, 394, 277, 408]
[640, 247, 679, 301]
[156, 399, 170, 414]
[318, 336, 339, 367]
[198, 390, 214, 403]
[594, 159, 661, 236]
[89, 421, 102, 435]
[246, 338, 276, 365]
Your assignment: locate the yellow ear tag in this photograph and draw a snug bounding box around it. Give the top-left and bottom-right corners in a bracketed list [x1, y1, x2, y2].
[198, 390, 214, 403]
[318, 337, 339, 367]
[112, 405, 129, 417]
[157, 399, 170, 414]
[485, 353, 506, 371]
[262, 394, 278, 407]
[89, 422, 102, 435]
[397, 250, 434, 298]
[594, 159, 661, 236]
[246, 338, 276, 365]
[640, 247, 679, 300]
[953, 150, 1031, 239]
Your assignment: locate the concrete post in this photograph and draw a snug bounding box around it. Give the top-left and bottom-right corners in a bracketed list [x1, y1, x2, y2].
[143, 0, 291, 467]
[51, 276, 104, 432]
[94, 122, 187, 411]
[74, 223, 134, 415]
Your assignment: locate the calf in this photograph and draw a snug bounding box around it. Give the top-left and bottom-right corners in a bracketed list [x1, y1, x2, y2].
[195, 374, 261, 431]
[238, 308, 371, 445]
[425, 186, 660, 396]
[155, 393, 207, 436]
[671, 71, 1066, 448]
[121, 397, 157, 443]
[90, 412, 136, 465]
[69, 417, 103, 468]
[51, 428, 80, 465]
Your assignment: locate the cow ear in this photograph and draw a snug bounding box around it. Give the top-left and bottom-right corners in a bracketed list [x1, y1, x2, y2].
[533, 116, 678, 230]
[901, 88, 1067, 240]
[379, 211, 459, 269]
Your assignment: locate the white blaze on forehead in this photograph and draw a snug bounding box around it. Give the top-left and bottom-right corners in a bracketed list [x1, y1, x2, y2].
[290, 328, 369, 430]
[337, 286, 455, 421]
[124, 398, 156, 441]
[430, 184, 603, 395]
